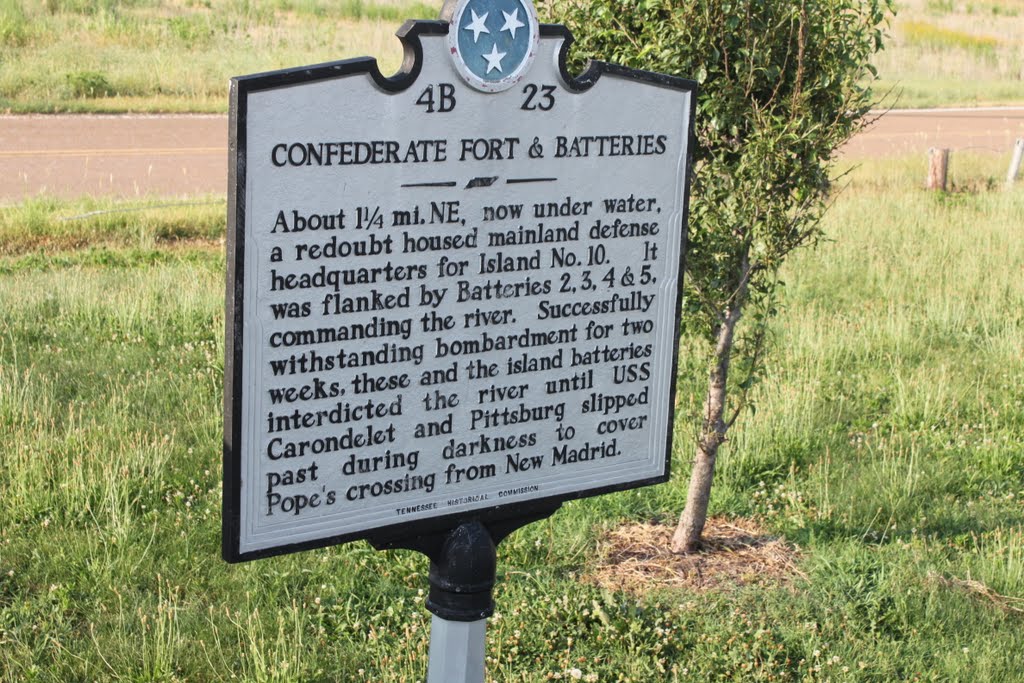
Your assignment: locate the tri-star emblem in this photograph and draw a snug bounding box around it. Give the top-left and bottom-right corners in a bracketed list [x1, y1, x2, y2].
[450, 0, 538, 91]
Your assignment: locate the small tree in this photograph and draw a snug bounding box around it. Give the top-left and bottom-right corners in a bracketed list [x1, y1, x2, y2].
[538, 0, 892, 551]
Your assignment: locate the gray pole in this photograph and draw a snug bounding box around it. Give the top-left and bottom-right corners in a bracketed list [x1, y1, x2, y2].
[423, 521, 497, 683]
[1007, 138, 1024, 188]
[427, 617, 487, 683]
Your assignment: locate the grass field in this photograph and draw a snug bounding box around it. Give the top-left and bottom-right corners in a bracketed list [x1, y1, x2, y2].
[1, 1, 1022, 680]
[0, 0, 433, 113]
[1, 152, 1022, 680]
[0, 0, 1021, 112]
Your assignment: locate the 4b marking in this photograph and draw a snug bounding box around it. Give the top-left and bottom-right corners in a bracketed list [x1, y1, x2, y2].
[416, 83, 457, 113]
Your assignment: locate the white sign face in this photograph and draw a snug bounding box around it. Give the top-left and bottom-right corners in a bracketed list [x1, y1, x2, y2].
[224, 7, 695, 561]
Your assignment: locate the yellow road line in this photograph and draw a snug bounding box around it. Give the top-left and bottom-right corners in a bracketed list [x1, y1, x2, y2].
[0, 147, 224, 158]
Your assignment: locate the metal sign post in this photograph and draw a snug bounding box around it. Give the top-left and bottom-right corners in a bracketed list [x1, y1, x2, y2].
[424, 522, 493, 683]
[428, 618, 487, 683]
[370, 512, 556, 682]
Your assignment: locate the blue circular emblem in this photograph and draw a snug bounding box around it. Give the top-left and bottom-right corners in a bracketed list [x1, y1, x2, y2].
[448, 0, 540, 93]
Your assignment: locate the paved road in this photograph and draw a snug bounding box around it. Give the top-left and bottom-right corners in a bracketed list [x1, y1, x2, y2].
[0, 114, 225, 202]
[1, 108, 1022, 201]
[840, 107, 1024, 158]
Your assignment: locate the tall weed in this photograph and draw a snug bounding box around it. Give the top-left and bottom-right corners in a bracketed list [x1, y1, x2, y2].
[0, 0, 30, 46]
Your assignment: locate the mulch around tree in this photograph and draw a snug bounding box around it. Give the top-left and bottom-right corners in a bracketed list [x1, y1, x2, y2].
[588, 517, 806, 595]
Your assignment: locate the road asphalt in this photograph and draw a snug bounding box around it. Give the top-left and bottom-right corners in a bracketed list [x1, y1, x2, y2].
[1, 108, 1022, 202]
[0, 114, 225, 202]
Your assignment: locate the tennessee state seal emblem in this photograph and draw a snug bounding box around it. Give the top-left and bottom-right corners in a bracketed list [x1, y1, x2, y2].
[447, 0, 540, 92]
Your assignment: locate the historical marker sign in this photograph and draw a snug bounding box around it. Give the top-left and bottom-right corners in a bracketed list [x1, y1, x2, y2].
[223, 1, 695, 562]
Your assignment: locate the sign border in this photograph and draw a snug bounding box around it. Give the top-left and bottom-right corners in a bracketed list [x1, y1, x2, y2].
[223, 20, 698, 563]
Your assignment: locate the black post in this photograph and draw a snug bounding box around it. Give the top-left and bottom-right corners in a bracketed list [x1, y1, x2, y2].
[427, 520, 497, 621]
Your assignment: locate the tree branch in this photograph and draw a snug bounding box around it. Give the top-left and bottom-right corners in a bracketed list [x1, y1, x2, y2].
[725, 294, 773, 430]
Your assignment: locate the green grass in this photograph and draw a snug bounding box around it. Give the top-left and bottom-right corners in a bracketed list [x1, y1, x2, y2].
[1, 157, 1022, 680]
[0, 197, 225, 257]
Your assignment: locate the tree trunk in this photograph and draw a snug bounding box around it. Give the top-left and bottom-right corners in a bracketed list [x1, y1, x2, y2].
[671, 295, 743, 554]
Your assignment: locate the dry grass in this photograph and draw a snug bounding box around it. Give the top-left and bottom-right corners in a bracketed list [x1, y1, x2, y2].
[927, 571, 1024, 616]
[589, 518, 806, 595]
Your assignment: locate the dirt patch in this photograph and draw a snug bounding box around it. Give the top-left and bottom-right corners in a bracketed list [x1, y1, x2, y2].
[589, 517, 806, 595]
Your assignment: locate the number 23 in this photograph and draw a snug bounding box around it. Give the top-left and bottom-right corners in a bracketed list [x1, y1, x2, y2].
[521, 84, 555, 111]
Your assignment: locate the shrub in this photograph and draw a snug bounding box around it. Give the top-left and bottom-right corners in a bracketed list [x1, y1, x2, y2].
[538, 0, 893, 550]
[65, 71, 116, 98]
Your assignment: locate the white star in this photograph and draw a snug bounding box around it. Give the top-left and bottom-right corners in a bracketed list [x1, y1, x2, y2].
[463, 9, 489, 43]
[500, 8, 525, 40]
[482, 43, 506, 74]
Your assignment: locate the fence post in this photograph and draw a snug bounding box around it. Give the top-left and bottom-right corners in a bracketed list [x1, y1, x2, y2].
[927, 147, 949, 191]
[1007, 138, 1024, 189]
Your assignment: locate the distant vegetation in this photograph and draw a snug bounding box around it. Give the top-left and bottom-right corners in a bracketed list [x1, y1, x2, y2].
[902, 20, 1000, 53]
[875, 0, 1024, 107]
[0, 0, 1021, 112]
[0, 0, 434, 112]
